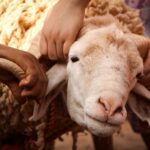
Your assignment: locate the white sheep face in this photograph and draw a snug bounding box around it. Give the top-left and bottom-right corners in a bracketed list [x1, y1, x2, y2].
[67, 24, 143, 136]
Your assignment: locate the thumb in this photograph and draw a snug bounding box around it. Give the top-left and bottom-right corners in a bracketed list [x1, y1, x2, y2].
[19, 75, 36, 88]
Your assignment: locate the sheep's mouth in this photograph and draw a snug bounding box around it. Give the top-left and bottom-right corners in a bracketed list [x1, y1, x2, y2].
[86, 113, 118, 127]
[84, 113, 119, 136]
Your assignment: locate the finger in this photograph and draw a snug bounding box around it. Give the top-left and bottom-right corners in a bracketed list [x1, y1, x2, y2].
[21, 88, 38, 98]
[19, 74, 37, 88]
[40, 34, 48, 57]
[21, 78, 47, 100]
[56, 40, 64, 60]
[63, 40, 73, 59]
[48, 40, 57, 60]
[21, 80, 44, 99]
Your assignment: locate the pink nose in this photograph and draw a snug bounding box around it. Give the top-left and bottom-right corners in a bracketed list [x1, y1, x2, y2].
[98, 98, 123, 116]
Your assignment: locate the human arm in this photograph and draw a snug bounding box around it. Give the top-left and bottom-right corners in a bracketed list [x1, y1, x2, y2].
[40, 0, 90, 60]
[0, 44, 47, 100]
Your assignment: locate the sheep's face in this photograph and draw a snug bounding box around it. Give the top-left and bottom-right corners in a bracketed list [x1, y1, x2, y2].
[67, 24, 143, 136]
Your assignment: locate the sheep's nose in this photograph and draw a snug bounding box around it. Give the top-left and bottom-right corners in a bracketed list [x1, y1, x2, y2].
[98, 98, 123, 116]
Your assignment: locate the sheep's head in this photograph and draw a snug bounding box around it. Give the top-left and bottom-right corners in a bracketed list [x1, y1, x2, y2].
[67, 19, 144, 136]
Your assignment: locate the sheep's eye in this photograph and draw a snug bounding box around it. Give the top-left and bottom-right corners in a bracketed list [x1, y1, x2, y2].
[71, 56, 79, 63]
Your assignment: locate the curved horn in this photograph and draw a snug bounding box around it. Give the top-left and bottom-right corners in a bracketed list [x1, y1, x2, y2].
[128, 33, 150, 59]
[0, 58, 25, 79]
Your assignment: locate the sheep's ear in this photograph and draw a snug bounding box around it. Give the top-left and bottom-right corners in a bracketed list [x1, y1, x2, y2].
[79, 15, 116, 37]
[127, 46, 143, 78]
[30, 64, 67, 121]
[46, 64, 67, 94]
[127, 33, 150, 60]
[79, 21, 99, 37]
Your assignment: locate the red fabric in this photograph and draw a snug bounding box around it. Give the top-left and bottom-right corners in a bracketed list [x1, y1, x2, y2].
[1, 145, 22, 150]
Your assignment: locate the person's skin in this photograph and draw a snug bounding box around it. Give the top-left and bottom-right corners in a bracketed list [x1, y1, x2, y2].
[40, 0, 90, 60]
[0, 44, 47, 101]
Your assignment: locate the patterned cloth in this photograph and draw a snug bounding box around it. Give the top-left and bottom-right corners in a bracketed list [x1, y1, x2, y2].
[125, 0, 150, 36]
[125, 0, 150, 133]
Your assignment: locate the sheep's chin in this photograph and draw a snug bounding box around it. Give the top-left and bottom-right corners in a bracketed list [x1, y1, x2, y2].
[84, 114, 119, 136]
[68, 106, 119, 136]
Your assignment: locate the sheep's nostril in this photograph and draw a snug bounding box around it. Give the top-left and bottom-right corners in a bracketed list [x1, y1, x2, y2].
[98, 99, 110, 112]
[114, 106, 123, 114]
[98, 101, 106, 110]
[98, 98, 125, 117]
[110, 104, 123, 116]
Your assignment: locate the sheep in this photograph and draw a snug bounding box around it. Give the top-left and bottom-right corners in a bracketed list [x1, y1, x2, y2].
[0, 0, 150, 149]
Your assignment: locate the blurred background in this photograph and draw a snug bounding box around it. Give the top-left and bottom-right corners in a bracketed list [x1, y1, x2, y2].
[55, 121, 147, 150]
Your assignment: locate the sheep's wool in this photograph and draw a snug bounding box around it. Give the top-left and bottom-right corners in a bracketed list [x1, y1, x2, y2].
[0, 0, 144, 49]
[0, 0, 145, 150]
[0, 0, 58, 49]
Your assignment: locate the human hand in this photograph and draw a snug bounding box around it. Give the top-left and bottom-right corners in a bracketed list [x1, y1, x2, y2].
[18, 52, 48, 100]
[0, 68, 22, 101]
[40, 0, 89, 60]
[0, 45, 48, 100]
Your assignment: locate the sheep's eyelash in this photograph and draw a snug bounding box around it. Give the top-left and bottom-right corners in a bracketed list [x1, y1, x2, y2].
[70, 56, 80, 63]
